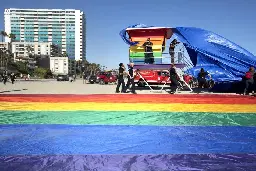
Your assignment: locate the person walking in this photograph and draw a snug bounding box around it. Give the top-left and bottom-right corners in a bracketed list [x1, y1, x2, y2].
[2, 71, 8, 85]
[116, 63, 126, 93]
[126, 63, 137, 94]
[169, 64, 179, 94]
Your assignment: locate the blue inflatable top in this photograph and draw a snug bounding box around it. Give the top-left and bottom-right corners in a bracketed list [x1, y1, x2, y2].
[120, 24, 256, 83]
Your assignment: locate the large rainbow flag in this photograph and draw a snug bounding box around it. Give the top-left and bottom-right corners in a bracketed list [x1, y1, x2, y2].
[0, 94, 256, 170]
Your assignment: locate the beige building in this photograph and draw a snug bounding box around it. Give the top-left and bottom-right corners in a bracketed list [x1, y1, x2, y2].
[50, 57, 69, 74]
[12, 42, 52, 61]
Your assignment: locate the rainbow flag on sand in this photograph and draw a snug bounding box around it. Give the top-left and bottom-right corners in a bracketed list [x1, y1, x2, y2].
[0, 94, 256, 170]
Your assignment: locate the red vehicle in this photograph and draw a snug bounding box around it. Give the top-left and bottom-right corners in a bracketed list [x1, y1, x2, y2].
[96, 71, 117, 85]
[134, 70, 171, 87]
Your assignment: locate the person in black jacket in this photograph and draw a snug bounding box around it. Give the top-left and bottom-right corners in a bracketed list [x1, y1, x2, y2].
[126, 63, 136, 94]
[142, 38, 154, 64]
[169, 64, 179, 94]
[116, 63, 126, 93]
[2, 70, 8, 85]
[197, 68, 211, 88]
[10, 73, 15, 84]
[169, 39, 180, 64]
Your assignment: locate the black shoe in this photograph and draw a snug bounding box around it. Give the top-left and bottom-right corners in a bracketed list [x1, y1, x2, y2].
[132, 92, 137, 94]
[122, 91, 128, 93]
[115, 91, 120, 93]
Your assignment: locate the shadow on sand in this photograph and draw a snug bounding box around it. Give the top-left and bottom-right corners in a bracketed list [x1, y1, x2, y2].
[0, 89, 28, 94]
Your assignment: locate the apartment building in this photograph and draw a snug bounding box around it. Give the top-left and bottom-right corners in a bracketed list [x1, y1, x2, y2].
[4, 8, 86, 61]
[50, 57, 69, 74]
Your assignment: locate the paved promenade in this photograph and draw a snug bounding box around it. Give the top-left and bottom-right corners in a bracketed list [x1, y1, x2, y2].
[0, 79, 240, 95]
[0, 79, 120, 94]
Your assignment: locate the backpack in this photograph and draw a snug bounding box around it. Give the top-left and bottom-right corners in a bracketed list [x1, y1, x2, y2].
[245, 72, 252, 79]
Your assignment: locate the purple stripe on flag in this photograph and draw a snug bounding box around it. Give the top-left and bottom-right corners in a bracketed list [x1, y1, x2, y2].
[0, 154, 256, 171]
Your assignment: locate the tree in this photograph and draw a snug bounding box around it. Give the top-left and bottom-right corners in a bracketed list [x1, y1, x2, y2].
[14, 61, 29, 74]
[8, 33, 16, 42]
[26, 45, 33, 57]
[0, 31, 7, 42]
[34, 67, 48, 78]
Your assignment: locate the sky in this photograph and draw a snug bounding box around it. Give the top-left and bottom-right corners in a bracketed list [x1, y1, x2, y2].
[0, 0, 255, 69]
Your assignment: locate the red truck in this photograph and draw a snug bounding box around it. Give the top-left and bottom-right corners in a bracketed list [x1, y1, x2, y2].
[95, 71, 117, 85]
[134, 70, 171, 87]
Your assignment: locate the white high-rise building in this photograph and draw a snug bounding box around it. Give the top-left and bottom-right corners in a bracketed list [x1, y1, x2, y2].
[4, 8, 86, 61]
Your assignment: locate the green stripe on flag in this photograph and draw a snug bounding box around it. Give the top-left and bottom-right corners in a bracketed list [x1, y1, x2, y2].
[1, 111, 256, 126]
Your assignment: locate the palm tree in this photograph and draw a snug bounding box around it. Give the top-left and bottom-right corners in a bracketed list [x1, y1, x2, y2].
[25, 45, 34, 70]
[0, 31, 7, 42]
[26, 45, 33, 57]
[96, 64, 101, 72]
[8, 33, 16, 42]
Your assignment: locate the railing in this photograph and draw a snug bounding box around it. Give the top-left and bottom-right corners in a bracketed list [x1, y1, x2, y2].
[129, 45, 194, 70]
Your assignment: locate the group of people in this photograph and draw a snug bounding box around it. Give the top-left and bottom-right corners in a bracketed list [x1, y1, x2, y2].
[142, 38, 180, 64]
[1, 71, 16, 85]
[115, 62, 213, 94]
[115, 63, 136, 94]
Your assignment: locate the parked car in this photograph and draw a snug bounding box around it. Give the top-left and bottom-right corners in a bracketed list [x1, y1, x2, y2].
[56, 74, 69, 81]
[134, 70, 171, 87]
[96, 71, 117, 84]
[88, 75, 97, 84]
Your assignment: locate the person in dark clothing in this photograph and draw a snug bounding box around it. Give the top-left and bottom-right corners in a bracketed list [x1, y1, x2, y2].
[197, 68, 211, 88]
[253, 72, 256, 96]
[116, 63, 126, 93]
[126, 63, 137, 94]
[10, 73, 15, 84]
[169, 39, 180, 64]
[82, 71, 87, 84]
[169, 64, 179, 94]
[142, 38, 154, 64]
[244, 67, 255, 95]
[2, 71, 8, 85]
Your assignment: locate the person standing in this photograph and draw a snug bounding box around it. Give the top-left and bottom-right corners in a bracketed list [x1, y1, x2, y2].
[197, 68, 211, 88]
[116, 63, 126, 93]
[27, 74, 30, 80]
[10, 73, 15, 84]
[2, 71, 8, 85]
[82, 71, 87, 84]
[169, 64, 179, 94]
[244, 67, 255, 95]
[142, 38, 154, 64]
[169, 39, 180, 64]
[126, 63, 137, 94]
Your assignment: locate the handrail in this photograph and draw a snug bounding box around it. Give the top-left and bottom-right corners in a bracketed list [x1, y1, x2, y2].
[130, 51, 184, 54]
[130, 45, 181, 48]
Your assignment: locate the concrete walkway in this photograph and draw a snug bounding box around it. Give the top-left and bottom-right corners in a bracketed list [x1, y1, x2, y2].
[0, 79, 240, 95]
